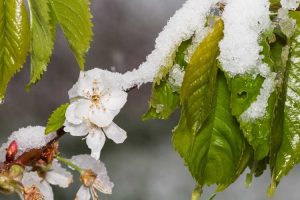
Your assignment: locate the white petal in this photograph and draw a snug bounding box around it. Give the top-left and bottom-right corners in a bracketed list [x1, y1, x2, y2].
[22, 172, 42, 187]
[75, 99, 90, 119]
[69, 72, 85, 99]
[86, 129, 106, 160]
[68, 82, 80, 100]
[102, 90, 128, 110]
[104, 123, 127, 144]
[66, 101, 86, 125]
[39, 181, 54, 200]
[89, 108, 114, 127]
[22, 172, 54, 200]
[76, 186, 91, 200]
[64, 121, 88, 137]
[46, 160, 73, 188]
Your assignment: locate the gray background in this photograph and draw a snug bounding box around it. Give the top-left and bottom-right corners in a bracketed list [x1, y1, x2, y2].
[1, 0, 300, 199]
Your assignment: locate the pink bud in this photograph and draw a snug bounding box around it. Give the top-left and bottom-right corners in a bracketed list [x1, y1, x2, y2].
[6, 140, 18, 162]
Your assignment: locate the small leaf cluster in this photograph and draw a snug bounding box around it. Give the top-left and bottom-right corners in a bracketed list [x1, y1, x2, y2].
[145, 13, 300, 198]
[0, 0, 93, 101]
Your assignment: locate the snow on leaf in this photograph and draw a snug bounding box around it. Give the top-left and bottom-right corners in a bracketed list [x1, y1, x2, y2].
[280, 0, 300, 10]
[272, 11, 300, 188]
[219, 0, 271, 76]
[143, 39, 190, 120]
[228, 32, 279, 161]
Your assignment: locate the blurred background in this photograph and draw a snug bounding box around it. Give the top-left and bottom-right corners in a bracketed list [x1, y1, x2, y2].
[1, 0, 300, 199]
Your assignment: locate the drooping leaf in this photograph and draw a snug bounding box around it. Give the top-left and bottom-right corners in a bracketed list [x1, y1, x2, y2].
[271, 11, 300, 188]
[49, 0, 93, 69]
[181, 19, 224, 133]
[269, 36, 288, 169]
[173, 72, 251, 190]
[143, 39, 191, 120]
[228, 33, 279, 161]
[45, 103, 70, 134]
[0, 0, 30, 101]
[229, 75, 264, 117]
[27, 0, 56, 88]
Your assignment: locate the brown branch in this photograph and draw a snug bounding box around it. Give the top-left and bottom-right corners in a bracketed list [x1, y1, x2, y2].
[0, 128, 66, 173]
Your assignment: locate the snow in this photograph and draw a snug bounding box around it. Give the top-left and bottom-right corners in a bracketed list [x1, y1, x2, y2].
[278, 8, 296, 38]
[0, 126, 56, 162]
[168, 64, 185, 89]
[240, 73, 277, 122]
[281, 0, 300, 10]
[219, 0, 271, 76]
[120, 0, 220, 90]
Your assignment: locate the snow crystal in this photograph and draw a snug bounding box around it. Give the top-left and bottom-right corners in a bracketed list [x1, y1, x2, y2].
[281, 0, 300, 10]
[155, 104, 165, 113]
[278, 8, 296, 38]
[121, 0, 220, 90]
[219, 0, 271, 76]
[240, 73, 277, 122]
[168, 64, 185, 89]
[0, 126, 56, 162]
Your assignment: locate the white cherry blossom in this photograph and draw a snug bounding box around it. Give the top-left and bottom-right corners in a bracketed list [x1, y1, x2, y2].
[70, 155, 114, 200]
[21, 160, 73, 200]
[65, 70, 127, 160]
[64, 121, 127, 159]
[67, 70, 127, 127]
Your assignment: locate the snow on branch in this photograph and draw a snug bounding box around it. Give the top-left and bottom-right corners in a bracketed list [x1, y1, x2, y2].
[120, 0, 220, 90]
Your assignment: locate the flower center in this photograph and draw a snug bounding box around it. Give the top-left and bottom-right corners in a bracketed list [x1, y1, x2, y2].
[91, 95, 100, 105]
[24, 186, 44, 200]
[80, 169, 97, 187]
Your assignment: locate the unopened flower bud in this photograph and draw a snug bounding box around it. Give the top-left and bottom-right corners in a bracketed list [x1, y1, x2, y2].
[80, 169, 97, 187]
[0, 175, 15, 194]
[9, 165, 24, 181]
[6, 140, 18, 162]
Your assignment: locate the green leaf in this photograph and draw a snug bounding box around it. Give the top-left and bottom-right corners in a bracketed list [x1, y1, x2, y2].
[27, 0, 56, 89]
[154, 39, 191, 84]
[181, 19, 224, 133]
[143, 39, 191, 120]
[0, 0, 30, 101]
[49, 0, 93, 69]
[45, 103, 70, 134]
[272, 11, 300, 186]
[143, 82, 180, 120]
[173, 72, 251, 190]
[269, 37, 288, 169]
[229, 75, 264, 117]
[228, 33, 279, 161]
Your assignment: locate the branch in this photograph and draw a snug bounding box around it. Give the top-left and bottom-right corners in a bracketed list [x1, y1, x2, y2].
[0, 128, 66, 172]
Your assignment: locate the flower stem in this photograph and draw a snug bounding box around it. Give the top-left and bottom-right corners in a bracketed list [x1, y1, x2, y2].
[55, 155, 82, 173]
